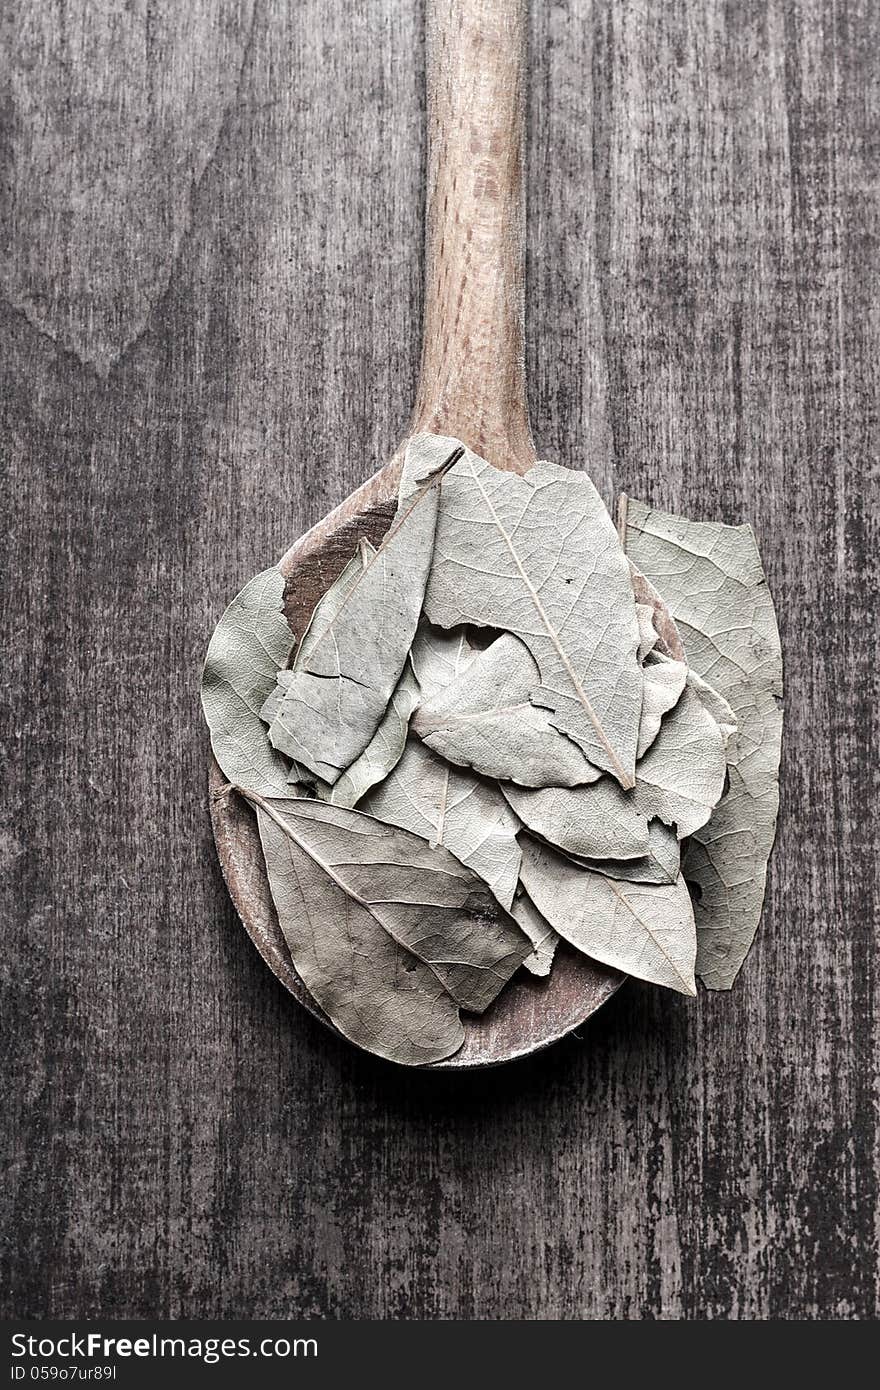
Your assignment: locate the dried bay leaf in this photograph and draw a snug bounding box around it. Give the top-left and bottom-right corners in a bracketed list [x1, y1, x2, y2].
[572, 819, 681, 886]
[363, 739, 523, 911]
[247, 792, 463, 1065]
[631, 680, 728, 838]
[519, 836, 697, 995]
[409, 623, 477, 701]
[262, 543, 379, 792]
[263, 442, 461, 785]
[298, 537, 376, 669]
[688, 668, 737, 750]
[315, 665, 420, 809]
[503, 778, 650, 862]
[370, 624, 524, 909]
[409, 435, 643, 787]
[399, 431, 468, 502]
[623, 501, 782, 989]
[637, 654, 688, 758]
[504, 671, 728, 858]
[261, 667, 294, 732]
[201, 567, 295, 796]
[412, 631, 600, 788]
[509, 887, 560, 977]
[261, 542, 378, 740]
[244, 793, 531, 1044]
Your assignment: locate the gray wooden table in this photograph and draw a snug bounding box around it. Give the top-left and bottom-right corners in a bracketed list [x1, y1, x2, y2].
[2, 0, 877, 1320]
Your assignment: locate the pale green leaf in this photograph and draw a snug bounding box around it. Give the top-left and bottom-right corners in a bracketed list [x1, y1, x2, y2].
[201, 566, 294, 796]
[623, 500, 782, 989]
[519, 836, 697, 995]
[263, 443, 459, 784]
[315, 665, 420, 809]
[409, 436, 643, 787]
[572, 819, 681, 885]
[245, 793, 531, 1062]
[363, 739, 523, 911]
[412, 630, 599, 788]
[509, 887, 560, 977]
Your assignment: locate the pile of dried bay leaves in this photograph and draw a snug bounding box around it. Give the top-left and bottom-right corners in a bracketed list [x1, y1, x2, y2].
[202, 434, 782, 1065]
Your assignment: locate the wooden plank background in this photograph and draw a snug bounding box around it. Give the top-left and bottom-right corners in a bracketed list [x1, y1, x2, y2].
[2, 0, 877, 1319]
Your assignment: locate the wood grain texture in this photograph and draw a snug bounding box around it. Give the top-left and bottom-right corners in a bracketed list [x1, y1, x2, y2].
[1, 0, 877, 1319]
[414, 0, 534, 468]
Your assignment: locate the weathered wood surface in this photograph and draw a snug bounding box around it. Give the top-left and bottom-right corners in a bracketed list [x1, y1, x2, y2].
[1, 0, 877, 1319]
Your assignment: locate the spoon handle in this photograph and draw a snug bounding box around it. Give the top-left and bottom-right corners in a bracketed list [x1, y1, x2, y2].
[410, 0, 536, 472]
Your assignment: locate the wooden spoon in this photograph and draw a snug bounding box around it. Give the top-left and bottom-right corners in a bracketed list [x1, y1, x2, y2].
[209, 0, 684, 1068]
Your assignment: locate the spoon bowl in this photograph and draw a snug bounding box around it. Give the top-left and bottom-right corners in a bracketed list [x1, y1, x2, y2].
[210, 473, 682, 1067]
